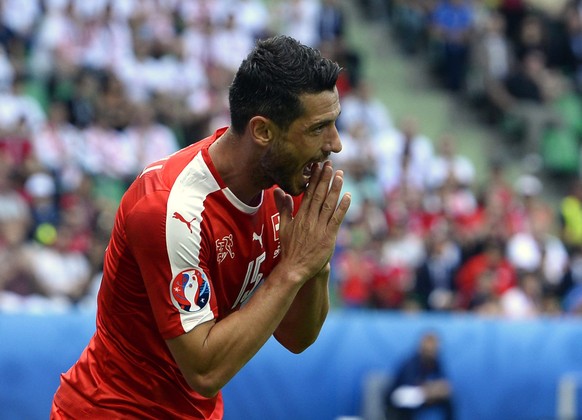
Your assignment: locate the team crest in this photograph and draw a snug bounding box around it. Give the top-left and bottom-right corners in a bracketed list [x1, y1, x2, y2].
[216, 234, 235, 263]
[170, 268, 210, 312]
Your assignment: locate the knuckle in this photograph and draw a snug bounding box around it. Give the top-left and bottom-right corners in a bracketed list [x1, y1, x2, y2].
[300, 219, 313, 232]
[312, 191, 325, 202]
[321, 201, 334, 212]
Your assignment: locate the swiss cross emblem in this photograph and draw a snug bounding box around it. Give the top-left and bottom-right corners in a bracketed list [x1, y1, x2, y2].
[216, 234, 235, 263]
[271, 213, 280, 241]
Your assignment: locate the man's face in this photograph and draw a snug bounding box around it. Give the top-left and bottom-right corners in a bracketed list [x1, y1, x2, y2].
[419, 334, 439, 361]
[260, 88, 342, 196]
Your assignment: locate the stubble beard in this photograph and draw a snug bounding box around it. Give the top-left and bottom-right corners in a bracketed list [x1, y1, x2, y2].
[258, 139, 304, 196]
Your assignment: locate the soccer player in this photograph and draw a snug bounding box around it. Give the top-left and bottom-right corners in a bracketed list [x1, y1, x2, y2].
[51, 35, 351, 419]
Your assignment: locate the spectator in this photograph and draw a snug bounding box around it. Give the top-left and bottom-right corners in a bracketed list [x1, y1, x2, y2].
[350, 196, 390, 241]
[335, 120, 377, 172]
[455, 238, 517, 310]
[23, 171, 60, 240]
[20, 221, 92, 305]
[0, 0, 41, 51]
[124, 103, 180, 172]
[318, 36, 362, 95]
[31, 0, 82, 87]
[559, 178, 582, 252]
[208, 12, 255, 75]
[233, 0, 271, 40]
[429, 166, 479, 244]
[0, 75, 45, 133]
[558, 244, 582, 302]
[513, 13, 550, 64]
[561, 3, 582, 92]
[80, 110, 136, 181]
[376, 115, 433, 196]
[504, 175, 568, 292]
[469, 9, 515, 123]
[338, 78, 393, 135]
[180, 13, 216, 71]
[94, 71, 132, 130]
[32, 100, 84, 191]
[390, 0, 429, 55]
[334, 123, 382, 225]
[386, 184, 437, 238]
[340, 161, 386, 225]
[275, 0, 321, 47]
[414, 225, 461, 311]
[491, 49, 565, 157]
[0, 45, 14, 91]
[499, 271, 543, 318]
[373, 203, 426, 309]
[0, 160, 34, 304]
[498, 0, 527, 43]
[507, 174, 554, 234]
[334, 242, 377, 308]
[0, 114, 38, 179]
[69, 4, 129, 73]
[560, 242, 582, 314]
[65, 69, 100, 128]
[426, 132, 476, 191]
[0, 158, 30, 242]
[385, 331, 455, 420]
[563, 283, 582, 314]
[129, 35, 183, 96]
[479, 158, 515, 221]
[124, 0, 175, 49]
[317, 0, 345, 44]
[429, 0, 475, 91]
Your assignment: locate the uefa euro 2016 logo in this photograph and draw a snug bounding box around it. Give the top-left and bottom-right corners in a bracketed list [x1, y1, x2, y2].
[170, 268, 210, 312]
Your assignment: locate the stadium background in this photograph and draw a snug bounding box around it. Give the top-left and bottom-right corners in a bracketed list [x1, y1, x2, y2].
[2, 0, 582, 419]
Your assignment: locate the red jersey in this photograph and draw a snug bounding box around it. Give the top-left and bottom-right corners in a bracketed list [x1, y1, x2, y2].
[53, 128, 297, 419]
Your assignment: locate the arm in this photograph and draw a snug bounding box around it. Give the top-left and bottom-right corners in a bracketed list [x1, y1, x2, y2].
[166, 162, 351, 397]
[273, 262, 331, 353]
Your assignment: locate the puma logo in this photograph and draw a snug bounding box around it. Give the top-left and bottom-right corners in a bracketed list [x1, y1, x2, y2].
[173, 212, 196, 233]
[252, 225, 264, 248]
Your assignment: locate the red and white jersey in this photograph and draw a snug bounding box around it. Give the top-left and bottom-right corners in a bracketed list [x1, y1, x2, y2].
[53, 127, 300, 419]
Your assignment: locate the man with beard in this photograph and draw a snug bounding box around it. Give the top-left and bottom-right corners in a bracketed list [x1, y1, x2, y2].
[51, 35, 351, 419]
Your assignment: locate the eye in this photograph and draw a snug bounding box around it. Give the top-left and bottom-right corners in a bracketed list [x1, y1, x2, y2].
[312, 124, 326, 135]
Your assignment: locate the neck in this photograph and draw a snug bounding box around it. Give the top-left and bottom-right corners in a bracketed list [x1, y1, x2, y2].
[209, 128, 264, 206]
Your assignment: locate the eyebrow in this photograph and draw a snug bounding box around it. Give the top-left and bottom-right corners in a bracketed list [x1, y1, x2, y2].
[309, 109, 342, 129]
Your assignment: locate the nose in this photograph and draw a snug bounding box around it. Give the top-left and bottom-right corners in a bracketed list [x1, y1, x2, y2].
[326, 125, 342, 154]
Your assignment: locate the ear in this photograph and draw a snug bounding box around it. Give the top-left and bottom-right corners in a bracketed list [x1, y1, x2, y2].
[249, 116, 274, 146]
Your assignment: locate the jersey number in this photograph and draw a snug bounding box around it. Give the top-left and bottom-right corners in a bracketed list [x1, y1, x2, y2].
[232, 252, 266, 308]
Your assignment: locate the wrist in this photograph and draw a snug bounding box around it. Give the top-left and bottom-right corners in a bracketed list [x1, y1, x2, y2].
[268, 261, 308, 289]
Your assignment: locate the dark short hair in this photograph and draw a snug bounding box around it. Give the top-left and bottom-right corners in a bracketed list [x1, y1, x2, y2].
[228, 35, 341, 135]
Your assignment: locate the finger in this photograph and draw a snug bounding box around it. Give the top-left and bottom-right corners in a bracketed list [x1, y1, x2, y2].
[319, 170, 345, 221]
[305, 162, 335, 218]
[330, 192, 351, 229]
[299, 162, 324, 210]
[274, 188, 294, 227]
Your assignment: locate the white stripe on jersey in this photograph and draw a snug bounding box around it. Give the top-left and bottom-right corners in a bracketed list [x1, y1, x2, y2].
[166, 152, 219, 333]
[140, 164, 164, 177]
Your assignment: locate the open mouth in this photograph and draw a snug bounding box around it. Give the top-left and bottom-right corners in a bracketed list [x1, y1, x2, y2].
[302, 161, 322, 179]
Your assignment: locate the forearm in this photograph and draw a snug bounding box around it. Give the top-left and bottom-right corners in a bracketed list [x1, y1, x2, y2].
[274, 263, 331, 353]
[166, 262, 305, 397]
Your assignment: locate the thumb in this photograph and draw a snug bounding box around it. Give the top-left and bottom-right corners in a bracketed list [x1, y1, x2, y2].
[274, 188, 294, 226]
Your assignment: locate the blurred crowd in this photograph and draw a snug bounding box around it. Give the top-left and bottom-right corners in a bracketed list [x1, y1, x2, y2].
[332, 0, 582, 318]
[2, 0, 582, 319]
[0, 0, 360, 312]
